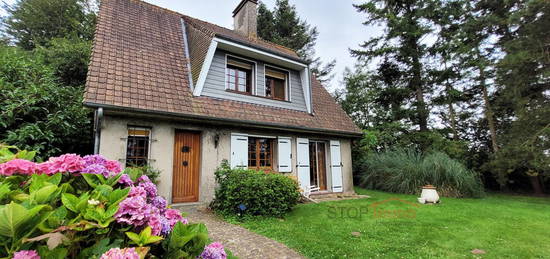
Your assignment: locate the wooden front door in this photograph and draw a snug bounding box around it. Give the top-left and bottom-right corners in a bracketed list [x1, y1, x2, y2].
[172, 130, 201, 203]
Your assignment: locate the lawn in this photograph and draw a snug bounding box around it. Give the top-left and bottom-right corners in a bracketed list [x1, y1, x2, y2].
[235, 188, 550, 258]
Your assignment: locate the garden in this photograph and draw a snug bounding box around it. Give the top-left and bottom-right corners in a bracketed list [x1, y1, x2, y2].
[0, 145, 230, 259]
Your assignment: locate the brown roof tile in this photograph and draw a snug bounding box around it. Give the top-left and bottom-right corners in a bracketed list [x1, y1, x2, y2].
[84, 0, 361, 136]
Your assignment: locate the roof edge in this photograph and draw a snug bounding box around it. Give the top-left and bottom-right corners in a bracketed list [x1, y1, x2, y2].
[84, 102, 363, 138]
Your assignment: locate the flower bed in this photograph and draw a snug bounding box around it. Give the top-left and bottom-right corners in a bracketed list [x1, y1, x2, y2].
[0, 146, 229, 259]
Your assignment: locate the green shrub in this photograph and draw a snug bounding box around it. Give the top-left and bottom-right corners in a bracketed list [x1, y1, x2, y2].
[211, 161, 301, 217]
[357, 148, 485, 198]
[122, 165, 161, 185]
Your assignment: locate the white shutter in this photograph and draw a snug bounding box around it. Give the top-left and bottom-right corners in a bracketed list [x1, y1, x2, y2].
[330, 140, 343, 192]
[277, 137, 292, 172]
[296, 138, 310, 193]
[230, 133, 248, 169]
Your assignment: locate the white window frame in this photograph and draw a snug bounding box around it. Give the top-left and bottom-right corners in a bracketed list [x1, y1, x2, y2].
[224, 54, 258, 95]
[264, 64, 292, 102]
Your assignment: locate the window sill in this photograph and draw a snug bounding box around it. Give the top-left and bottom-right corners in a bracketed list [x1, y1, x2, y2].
[225, 89, 291, 103]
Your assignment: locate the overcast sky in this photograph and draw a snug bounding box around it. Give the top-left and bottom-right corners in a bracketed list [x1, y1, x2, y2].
[144, 0, 376, 90]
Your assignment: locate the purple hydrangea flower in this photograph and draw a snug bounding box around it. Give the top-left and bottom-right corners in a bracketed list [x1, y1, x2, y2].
[13, 250, 40, 259]
[114, 195, 151, 226]
[82, 164, 110, 177]
[138, 180, 157, 198]
[200, 242, 227, 259]
[82, 154, 107, 168]
[128, 186, 147, 198]
[160, 216, 171, 236]
[137, 175, 150, 183]
[151, 196, 167, 212]
[118, 174, 134, 186]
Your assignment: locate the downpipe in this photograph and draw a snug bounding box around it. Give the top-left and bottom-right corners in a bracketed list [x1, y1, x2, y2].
[93, 107, 103, 154]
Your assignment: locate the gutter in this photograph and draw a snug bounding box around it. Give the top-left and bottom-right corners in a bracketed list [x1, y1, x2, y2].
[84, 102, 363, 138]
[93, 107, 103, 154]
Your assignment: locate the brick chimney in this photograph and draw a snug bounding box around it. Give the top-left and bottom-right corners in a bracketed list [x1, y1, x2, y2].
[233, 0, 258, 38]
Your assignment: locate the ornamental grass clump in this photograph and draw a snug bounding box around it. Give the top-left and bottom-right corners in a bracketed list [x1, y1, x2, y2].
[357, 148, 485, 198]
[211, 161, 301, 217]
[0, 145, 230, 259]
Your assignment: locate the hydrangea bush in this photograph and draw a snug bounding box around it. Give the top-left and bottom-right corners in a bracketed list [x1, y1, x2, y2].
[0, 145, 230, 259]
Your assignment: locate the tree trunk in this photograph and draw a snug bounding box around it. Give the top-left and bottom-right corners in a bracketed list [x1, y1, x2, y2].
[479, 65, 499, 152]
[529, 176, 544, 195]
[412, 54, 428, 132]
[446, 83, 458, 140]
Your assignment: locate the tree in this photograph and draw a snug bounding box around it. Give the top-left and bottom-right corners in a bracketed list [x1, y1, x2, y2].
[352, 0, 437, 133]
[482, 0, 550, 193]
[2, 0, 97, 50]
[34, 37, 92, 86]
[0, 46, 92, 158]
[257, 0, 336, 84]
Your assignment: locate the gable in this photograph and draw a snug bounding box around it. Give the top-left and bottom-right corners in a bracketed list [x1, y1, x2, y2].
[84, 0, 361, 137]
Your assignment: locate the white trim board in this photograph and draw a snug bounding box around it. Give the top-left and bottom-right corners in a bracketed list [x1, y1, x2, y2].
[193, 40, 218, 96]
[180, 18, 194, 90]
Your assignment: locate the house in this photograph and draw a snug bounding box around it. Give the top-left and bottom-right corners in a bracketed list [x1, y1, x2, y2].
[84, 0, 362, 204]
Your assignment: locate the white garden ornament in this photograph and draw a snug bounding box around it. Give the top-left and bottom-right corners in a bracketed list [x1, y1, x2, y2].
[418, 185, 440, 204]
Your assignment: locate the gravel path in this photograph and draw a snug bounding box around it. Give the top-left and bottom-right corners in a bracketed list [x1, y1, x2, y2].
[183, 208, 306, 259]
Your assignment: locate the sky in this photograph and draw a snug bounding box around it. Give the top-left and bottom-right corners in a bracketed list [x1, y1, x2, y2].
[1, 0, 379, 90]
[142, 0, 376, 90]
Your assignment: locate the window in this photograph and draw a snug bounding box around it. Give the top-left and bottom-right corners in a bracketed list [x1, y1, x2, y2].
[265, 67, 288, 100]
[226, 56, 254, 94]
[248, 137, 273, 170]
[126, 127, 151, 167]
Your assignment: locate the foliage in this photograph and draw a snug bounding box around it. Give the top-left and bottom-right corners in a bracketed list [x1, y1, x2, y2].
[211, 161, 301, 217]
[357, 149, 484, 198]
[257, 0, 335, 83]
[34, 37, 92, 86]
[122, 165, 161, 185]
[2, 0, 97, 50]
[0, 148, 228, 259]
[0, 46, 92, 159]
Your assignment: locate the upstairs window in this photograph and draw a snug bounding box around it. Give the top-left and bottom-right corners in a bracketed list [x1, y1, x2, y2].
[265, 67, 288, 101]
[226, 56, 254, 94]
[248, 137, 273, 170]
[126, 127, 151, 167]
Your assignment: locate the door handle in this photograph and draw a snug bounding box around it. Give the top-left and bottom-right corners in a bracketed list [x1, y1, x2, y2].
[182, 161, 188, 166]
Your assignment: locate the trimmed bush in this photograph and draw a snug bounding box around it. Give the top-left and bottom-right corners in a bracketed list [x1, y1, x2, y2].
[357, 149, 485, 198]
[211, 161, 301, 217]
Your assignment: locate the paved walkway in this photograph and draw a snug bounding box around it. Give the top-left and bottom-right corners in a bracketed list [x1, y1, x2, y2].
[183, 208, 306, 259]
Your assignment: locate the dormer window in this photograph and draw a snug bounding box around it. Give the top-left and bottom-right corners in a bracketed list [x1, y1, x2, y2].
[265, 66, 289, 101]
[226, 56, 255, 94]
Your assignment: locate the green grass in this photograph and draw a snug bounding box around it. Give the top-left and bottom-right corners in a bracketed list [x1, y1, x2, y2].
[234, 188, 550, 258]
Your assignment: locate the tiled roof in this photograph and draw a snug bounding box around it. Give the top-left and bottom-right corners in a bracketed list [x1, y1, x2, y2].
[84, 0, 362, 136]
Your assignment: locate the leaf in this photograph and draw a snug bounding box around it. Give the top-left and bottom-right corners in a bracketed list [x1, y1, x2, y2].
[125, 231, 141, 244]
[81, 173, 100, 188]
[0, 202, 48, 238]
[0, 182, 12, 201]
[37, 246, 68, 259]
[30, 185, 58, 204]
[108, 188, 129, 205]
[24, 232, 68, 250]
[61, 193, 79, 212]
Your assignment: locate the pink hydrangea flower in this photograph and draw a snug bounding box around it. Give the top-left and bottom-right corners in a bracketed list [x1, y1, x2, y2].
[128, 186, 147, 198]
[118, 174, 133, 186]
[0, 159, 37, 176]
[147, 212, 163, 236]
[49, 154, 85, 173]
[200, 242, 226, 259]
[115, 195, 151, 226]
[36, 161, 56, 175]
[99, 247, 139, 259]
[13, 250, 40, 259]
[164, 209, 188, 228]
[105, 160, 122, 174]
